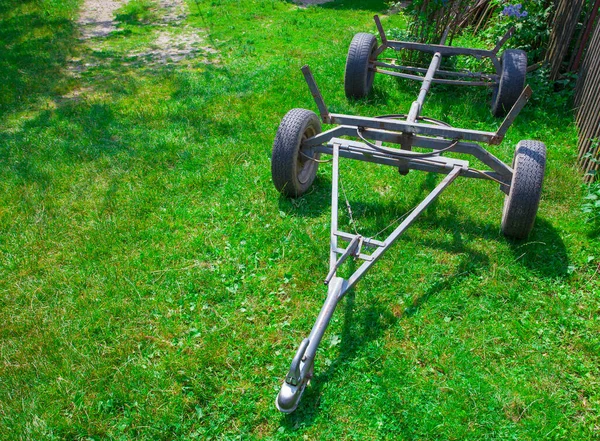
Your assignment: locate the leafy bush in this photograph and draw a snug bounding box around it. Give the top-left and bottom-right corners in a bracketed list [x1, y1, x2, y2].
[481, 1, 554, 63]
[397, 0, 476, 44]
[388, 1, 554, 64]
[526, 65, 576, 109]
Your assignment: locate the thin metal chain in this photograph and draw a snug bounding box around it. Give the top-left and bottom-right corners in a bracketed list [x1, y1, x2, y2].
[340, 178, 359, 236]
[373, 203, 420, 239]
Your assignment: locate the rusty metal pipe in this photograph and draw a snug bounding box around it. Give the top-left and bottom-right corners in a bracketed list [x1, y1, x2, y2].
[407, 51, 442, 123]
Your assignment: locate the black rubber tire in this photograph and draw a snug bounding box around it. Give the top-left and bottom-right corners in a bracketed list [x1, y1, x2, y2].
[501, 140, 546, 239]
[272, 109, 322, 198]
[344, 33, 378, 99]
[491, 49, 527, 117]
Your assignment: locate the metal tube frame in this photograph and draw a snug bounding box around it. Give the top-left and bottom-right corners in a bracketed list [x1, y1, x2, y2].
[371, 15, 515, 87]
[276, 22, 530, 412]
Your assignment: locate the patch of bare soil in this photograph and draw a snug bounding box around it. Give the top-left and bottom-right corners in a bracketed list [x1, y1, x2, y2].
[78, 0, 130, 39]
[68, 0, 217, 80]
[157, 0, 187, 24]
[129, 29, 218, 64]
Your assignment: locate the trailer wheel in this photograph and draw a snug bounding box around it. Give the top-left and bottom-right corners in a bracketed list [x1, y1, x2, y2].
[272, 109, 322, 198]
[491, 49, 527, 117]
[345, 33, 378, 99]
[501, 140, 546, 239]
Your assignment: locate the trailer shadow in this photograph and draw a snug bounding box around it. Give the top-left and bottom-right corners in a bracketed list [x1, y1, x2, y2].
[502, 217, 570, 279]
[279, 174, 569, 280]
[276, 175, 333, 218]
[280, 232, 488, 426]
[276, 167, 437, 219]
[403, 231, 490, 318]
[415, 205, 569, 279]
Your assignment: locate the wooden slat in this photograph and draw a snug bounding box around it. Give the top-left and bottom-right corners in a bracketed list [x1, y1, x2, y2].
[576, 15, 600, 117]
[546, 0, 585, 81]
[573, 9, 600, 179]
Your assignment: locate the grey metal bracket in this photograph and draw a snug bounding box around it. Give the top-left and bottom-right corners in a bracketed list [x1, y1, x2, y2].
[302, 65, 331, 124]
[285, 338, 310, 386]
[494, 85, 533, 142]
[324, 234, 362, 285]
[493, 26, 516, 54]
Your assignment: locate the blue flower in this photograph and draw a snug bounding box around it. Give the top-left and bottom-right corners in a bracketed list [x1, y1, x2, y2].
[502, 3, 528, 18]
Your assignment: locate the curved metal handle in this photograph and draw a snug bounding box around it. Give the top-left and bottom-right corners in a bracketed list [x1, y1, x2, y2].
[285, 338, 310, 386]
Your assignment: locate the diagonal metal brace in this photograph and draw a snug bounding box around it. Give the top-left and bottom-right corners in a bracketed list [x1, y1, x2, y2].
[492, 85, 533, 144]
[493, 26, 516, 54]
[301, 65, 331, 123]
[344, 165, 463, 292]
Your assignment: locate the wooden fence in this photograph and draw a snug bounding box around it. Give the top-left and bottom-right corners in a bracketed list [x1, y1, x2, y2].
[547, 0, 600, 180]
[575, 16, 600, 180]
[546, 0, 585, 81]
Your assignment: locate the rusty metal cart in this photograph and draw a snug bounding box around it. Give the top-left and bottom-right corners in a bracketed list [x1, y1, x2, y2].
[271, 21, 546, 413]
[345, 15, 526, 117]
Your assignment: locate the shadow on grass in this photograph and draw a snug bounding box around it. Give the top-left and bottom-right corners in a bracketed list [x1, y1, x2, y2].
[282, 169, 569, 279]
[0, 1, 80, 117]
[276, 175, 332, 218]
[276, 166, 436, 220]
[418, 204, 569, 279]
[0, 58, 233, 192]
[585, 221, 600, 240]
[280, 233, 487, 426]
[504, 218, 569, 278]
[404, 230, 490, 318]
[1, 99, 128, 177]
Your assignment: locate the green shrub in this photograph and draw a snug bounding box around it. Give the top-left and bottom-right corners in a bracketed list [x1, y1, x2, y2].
[481, 0, 554, 63]
[388, 1, 555, 64]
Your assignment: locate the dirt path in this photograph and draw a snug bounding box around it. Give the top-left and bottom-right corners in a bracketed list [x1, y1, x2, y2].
[78, 0, 130, 39]
[68, 0, 216, 80]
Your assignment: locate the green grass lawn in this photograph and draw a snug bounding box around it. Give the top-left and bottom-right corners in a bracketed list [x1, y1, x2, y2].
[1, 0, 599, 439]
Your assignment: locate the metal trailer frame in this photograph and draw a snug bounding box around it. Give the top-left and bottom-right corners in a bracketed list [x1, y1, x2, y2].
[369, 15, 515, 90]
[274, 22, 543, 413]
